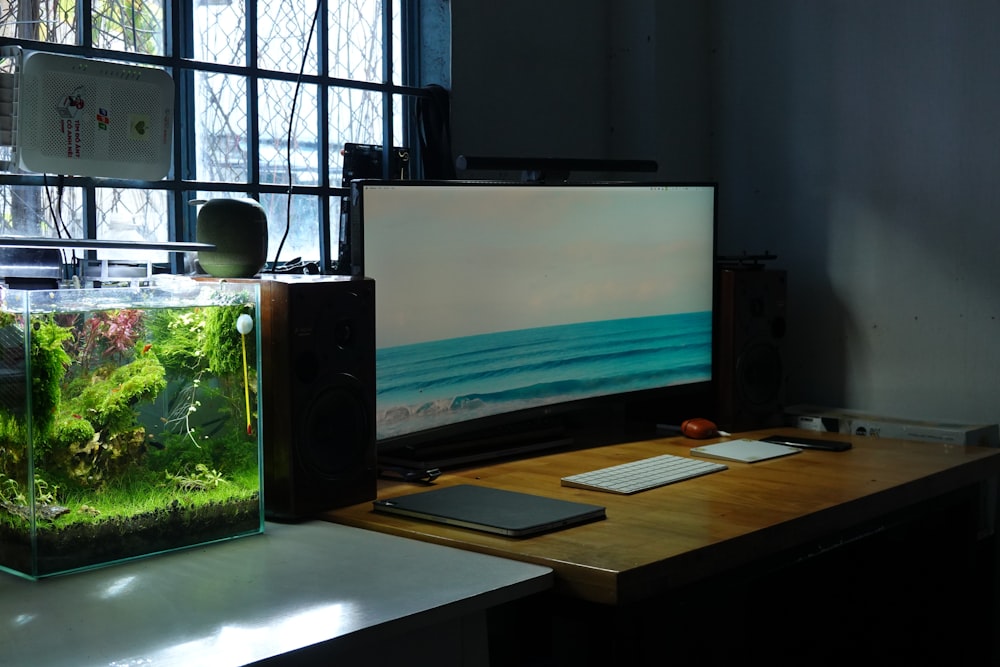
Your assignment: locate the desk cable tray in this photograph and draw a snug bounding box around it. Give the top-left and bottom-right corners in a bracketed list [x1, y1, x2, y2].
[561, 453, 727, 495]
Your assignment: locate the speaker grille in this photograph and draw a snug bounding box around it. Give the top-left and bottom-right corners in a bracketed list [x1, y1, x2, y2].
[736, 340, 784, 408]
[299, 379, 369, 478]
[716, 268, 787, 430]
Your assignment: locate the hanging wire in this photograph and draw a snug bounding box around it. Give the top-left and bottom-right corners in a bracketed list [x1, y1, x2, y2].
[271, 0, 323, 272]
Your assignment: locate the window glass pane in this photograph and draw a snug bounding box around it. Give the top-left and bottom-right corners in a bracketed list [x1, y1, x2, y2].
[392, 92, 404, 147]
[329, 194, 344, 268]
[328, 0, 382, 83]
[0, 183, 83, 238]
[0, 0, 76, 43]
[195, 0, 247, 66]
[258, 0, 317, 75]
[258, 80, 318, 187]
[392, 0, 401, 86]
[328, 86, 383, 184]
[196, 72, 249, 183]
[260, 192, 318, 268]
[92, 0, 165, 55]
[96, 187, 169, 262]
[195, 189, 253, 203]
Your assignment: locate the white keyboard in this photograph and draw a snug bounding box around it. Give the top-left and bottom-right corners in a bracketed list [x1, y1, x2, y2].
[561, 453, 727, 494]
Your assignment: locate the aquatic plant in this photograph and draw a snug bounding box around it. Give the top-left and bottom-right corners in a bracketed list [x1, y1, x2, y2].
[162, 375, 204, 448]
[0, 413, 25, 475]
[0, 473, 60, 506]
[33, 475, 58, 504]
[48, 349, 167, 488]
[0, 473, 20, 503]
[69, 309, 147, 373]
[145, 304, 257, 447]
[145, 300, 256, 377]
[51, 415, 96, 451]
[143, 309, 206, 374]
[164, 463, 227, 492]
[102, 309, 144, 358]
[67, 349, 167, 435]
[203, 305, 249, 376]
[28, 318, 73, 447]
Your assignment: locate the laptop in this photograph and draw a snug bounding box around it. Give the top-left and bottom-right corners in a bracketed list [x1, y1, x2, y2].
[372, 484, 606, 537]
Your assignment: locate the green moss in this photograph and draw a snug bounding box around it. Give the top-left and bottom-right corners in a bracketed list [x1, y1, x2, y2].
[65, 351, 166, 435]
[144, 308, 207, 374]
[51, 415, 96, 449]
[28, 318, 73, 447]
[145, 301, 256, 379]
[203, 305, 253, 376]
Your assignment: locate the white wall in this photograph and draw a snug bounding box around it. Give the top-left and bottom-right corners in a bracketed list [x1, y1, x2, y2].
[712, 1, 1000, 425]
[451, 1, 1000, 426]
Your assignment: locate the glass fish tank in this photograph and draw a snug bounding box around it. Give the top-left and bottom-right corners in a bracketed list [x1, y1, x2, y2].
[0, 276, 263, 579]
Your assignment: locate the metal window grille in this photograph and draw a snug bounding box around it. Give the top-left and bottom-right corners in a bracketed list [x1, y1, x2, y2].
[0, 0, 426, 273]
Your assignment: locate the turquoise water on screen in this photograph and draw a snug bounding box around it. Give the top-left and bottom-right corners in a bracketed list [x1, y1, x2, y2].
[376, 311, 711, 439]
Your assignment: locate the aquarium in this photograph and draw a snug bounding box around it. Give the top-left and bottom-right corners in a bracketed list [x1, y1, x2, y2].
[0, 276, 263, 579]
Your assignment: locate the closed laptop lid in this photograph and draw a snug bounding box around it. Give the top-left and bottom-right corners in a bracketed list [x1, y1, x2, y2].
[372, 484, 606, 537]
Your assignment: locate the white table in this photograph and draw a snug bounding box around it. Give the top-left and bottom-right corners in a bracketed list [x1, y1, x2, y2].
[0, 520, 553, 666]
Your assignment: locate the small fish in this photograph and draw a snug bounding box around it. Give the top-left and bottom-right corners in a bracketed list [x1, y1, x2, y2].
[142, 343, 152, 354]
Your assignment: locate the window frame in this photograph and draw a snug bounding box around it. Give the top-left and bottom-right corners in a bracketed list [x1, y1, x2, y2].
[0, 0, 438, 274]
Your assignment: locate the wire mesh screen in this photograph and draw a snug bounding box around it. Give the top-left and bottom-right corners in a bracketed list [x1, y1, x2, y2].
[0, 0, 406, 267]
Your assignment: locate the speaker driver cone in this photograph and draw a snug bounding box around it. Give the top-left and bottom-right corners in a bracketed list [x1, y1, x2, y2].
[300, 379, 369, 478]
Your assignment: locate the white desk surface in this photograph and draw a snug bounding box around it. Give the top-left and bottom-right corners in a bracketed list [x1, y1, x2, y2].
[0, 520, 553, 666]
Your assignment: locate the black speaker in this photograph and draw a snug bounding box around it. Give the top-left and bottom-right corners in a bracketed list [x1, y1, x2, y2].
[259, 275, 376, 521]
[715, 268, 787, 431]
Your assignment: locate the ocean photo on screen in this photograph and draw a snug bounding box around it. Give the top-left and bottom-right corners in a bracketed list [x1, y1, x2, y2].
[361, 183, 717, 442]
[377, 311, 711, 439]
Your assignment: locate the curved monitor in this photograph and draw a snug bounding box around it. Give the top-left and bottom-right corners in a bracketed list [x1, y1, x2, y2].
[349, 180, 717, 469]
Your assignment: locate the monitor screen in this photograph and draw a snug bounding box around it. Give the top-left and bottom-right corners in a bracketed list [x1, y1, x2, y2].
[350, 181, 716, 463]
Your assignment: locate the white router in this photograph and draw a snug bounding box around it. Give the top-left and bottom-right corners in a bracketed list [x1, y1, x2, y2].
[3, 47, 173, 180]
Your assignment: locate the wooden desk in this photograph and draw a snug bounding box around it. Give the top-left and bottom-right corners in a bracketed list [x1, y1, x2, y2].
[324, 428, 1000, 606]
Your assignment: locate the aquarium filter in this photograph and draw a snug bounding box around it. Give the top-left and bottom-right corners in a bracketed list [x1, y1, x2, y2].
[0, 247, 62, 289]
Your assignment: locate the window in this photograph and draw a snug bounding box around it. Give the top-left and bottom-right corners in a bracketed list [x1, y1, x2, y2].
[0, 0, 447, 273]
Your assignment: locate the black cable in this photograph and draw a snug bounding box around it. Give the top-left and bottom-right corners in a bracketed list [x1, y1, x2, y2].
[42, 172, 73, 268]
[416, 84, 454, 179]
[272, 0, 322, 272]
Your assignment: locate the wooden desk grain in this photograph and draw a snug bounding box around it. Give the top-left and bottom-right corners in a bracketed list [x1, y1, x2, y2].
[323, 428, 1000, 605]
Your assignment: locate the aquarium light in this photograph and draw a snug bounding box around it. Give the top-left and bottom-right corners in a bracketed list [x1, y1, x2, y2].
[0, 236, 211, 252]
